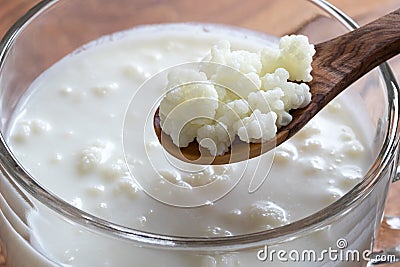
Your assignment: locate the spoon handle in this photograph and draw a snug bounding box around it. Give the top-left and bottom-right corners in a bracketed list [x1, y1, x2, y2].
[276, 9, 400, 153]
[310, 8, 400, 107]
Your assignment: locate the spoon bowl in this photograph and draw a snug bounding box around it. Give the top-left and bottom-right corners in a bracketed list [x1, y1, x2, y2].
[154, 8, 400, 165]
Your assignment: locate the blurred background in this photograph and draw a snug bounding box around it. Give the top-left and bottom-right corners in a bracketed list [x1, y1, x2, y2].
[0, 0, 400, 266]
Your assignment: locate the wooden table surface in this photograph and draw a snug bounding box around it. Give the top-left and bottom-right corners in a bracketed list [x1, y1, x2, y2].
[0, 0, 400, 266]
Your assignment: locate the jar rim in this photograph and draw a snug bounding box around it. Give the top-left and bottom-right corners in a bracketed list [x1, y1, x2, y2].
[0, 0, 399, 251]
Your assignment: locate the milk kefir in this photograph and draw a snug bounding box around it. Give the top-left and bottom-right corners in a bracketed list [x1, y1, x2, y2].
[5, 24, 375, 266]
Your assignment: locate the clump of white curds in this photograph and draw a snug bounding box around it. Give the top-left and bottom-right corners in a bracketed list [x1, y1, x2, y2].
[159, 35, 315, 156]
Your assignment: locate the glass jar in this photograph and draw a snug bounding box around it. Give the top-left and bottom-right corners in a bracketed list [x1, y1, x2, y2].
[0, 0, 399, 266]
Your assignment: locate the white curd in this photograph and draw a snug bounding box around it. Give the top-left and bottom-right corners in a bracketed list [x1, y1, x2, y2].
[159, 36, 314, 155]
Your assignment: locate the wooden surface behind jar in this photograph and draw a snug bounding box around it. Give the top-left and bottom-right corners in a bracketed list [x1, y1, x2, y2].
[0, 0, 400, 266]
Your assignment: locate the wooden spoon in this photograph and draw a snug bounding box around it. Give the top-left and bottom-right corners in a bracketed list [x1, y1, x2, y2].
[154, 8, 400, 165]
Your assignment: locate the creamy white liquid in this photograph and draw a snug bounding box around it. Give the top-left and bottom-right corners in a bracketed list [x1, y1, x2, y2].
[5, 24, 374, 266]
